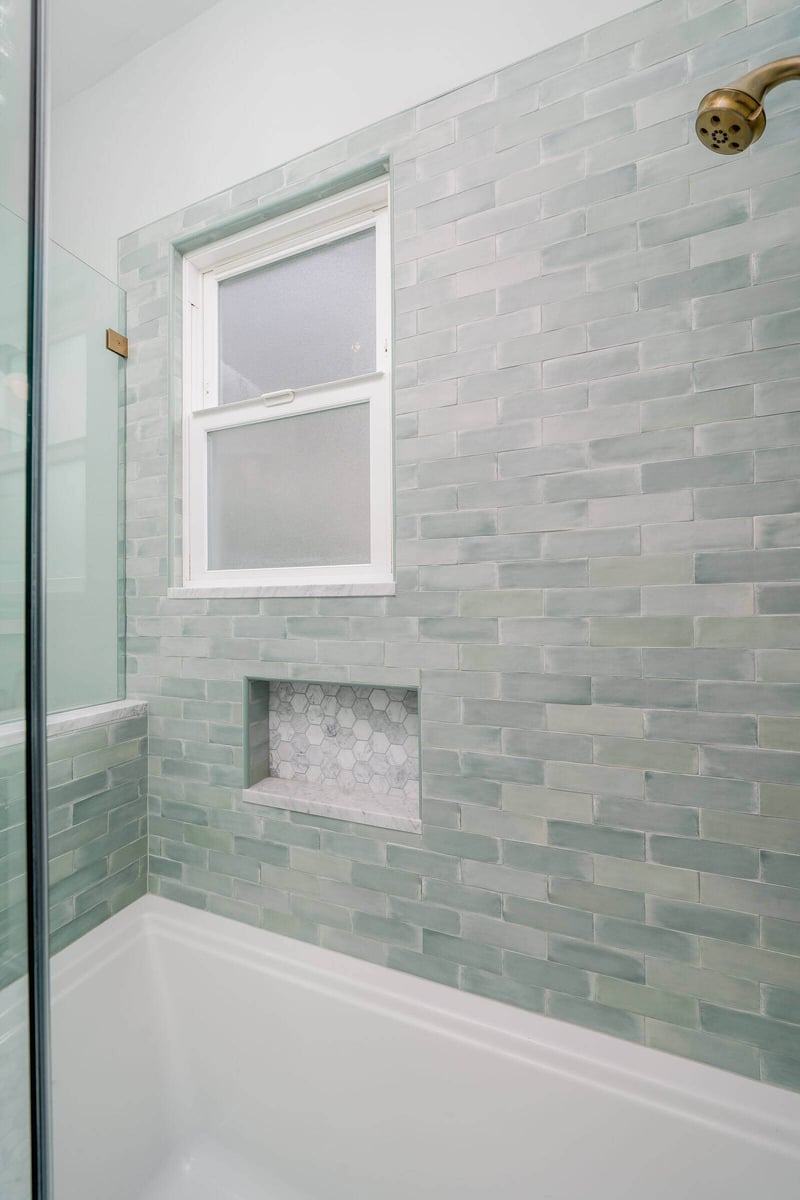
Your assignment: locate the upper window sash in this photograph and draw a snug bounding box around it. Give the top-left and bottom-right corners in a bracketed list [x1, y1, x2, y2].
[185, 178, 391, 414]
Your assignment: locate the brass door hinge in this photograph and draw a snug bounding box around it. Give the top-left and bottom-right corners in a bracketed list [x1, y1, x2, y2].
[106, 328, 128, 358]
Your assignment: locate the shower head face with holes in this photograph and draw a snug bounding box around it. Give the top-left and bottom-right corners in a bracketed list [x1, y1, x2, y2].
[695, 88, 766, 155]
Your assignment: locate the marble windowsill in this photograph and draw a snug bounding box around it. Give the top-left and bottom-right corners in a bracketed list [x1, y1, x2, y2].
[168, 582, 396, 599]
[243, 776, 421, 834]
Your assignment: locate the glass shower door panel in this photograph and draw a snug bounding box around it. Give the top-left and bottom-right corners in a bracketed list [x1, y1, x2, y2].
[46, 247, 125, 712]
[0, 0, 33, 1196]
[0, 206, 33, 1199]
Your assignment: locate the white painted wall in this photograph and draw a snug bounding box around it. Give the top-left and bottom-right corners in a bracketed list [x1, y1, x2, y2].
[51, 0, 220, 106]
[50, 0, 647, 280]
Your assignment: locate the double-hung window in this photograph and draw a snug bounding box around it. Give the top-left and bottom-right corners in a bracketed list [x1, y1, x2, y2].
[182, 179, 392, 594]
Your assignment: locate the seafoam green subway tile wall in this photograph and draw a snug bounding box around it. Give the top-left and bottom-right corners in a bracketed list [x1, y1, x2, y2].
[121, 0, 800, 1091]
[0, 709, 148, 988]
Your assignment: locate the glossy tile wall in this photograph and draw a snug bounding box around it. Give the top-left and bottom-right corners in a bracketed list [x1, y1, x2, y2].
[0, 704, 147, 990]
[122, 0, 800, 1090]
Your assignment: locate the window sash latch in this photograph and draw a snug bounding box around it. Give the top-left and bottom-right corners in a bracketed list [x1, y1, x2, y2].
[258, 389, 295, 407]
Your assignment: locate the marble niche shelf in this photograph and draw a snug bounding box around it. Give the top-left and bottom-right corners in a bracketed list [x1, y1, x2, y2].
[243, 679, 421, 834]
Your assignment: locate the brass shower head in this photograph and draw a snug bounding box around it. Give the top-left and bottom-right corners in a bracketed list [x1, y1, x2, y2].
[696, 56, 800, 155]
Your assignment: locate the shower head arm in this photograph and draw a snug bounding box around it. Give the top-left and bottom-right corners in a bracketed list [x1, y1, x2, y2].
[728, 56, 800, 105]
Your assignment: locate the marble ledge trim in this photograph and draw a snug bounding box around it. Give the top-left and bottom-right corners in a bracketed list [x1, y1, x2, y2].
[0, 698, 148, 749]
[243, 776, 422, 834]
[168, 583, 397, 599]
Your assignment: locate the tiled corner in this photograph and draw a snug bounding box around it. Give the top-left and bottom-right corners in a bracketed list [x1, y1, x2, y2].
[0, 702, 148, 993]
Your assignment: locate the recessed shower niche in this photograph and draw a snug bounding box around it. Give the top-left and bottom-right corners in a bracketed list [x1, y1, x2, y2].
[244, 679, 421, 832]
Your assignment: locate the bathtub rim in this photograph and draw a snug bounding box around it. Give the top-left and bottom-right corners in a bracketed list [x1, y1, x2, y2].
[49, 893, 800, 1158]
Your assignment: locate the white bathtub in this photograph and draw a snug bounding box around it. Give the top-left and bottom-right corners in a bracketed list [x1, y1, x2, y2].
[49, 895, 800, 1200]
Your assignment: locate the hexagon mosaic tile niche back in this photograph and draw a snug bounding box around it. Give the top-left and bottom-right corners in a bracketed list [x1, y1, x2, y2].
[267, 682, 419, 801]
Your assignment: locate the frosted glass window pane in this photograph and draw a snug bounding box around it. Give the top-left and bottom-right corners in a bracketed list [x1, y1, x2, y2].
[208, 403, 371, 569]
[218, 228, 376, 404]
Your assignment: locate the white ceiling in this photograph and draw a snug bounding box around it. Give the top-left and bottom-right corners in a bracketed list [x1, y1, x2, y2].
[51, 0, 222, 105]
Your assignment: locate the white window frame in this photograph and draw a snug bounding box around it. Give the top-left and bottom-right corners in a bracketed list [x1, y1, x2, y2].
[181, 178, 393, 595]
